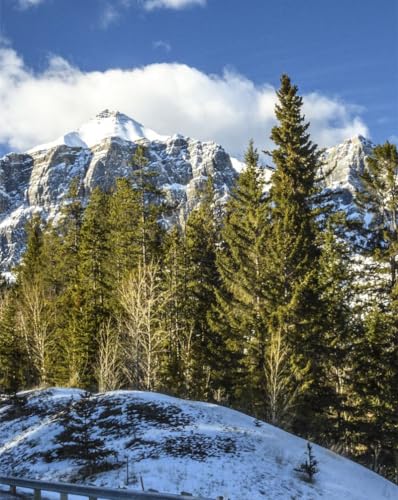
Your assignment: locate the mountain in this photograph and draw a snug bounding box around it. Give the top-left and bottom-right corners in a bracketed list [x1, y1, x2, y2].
[0, 110, 237, 270]
[0, 112, 374, 272]
[321, 135, 375, 219]
[0, 388, 396, 500]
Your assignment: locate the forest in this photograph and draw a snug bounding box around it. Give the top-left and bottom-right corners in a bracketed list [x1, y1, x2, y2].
[0, 75, 397, 483]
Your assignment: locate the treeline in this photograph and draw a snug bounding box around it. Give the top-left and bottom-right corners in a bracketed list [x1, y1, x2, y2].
[0, 75, 397, 482]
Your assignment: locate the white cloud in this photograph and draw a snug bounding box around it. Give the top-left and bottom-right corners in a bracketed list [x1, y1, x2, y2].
[15, 0, 44, 9]
[99, 3, 120, 29]
[0, 46, 369, 157]
[153, 40, 172, 52]
[143, 0, 206, 10]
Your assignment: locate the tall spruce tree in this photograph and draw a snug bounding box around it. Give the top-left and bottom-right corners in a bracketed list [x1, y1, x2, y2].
[353, 303, 398, 479]
[17, 213, 44, 285]
[263, 74, 324, 430]
[211, 141, 268, 410]
[353, 142, 398, 480]
[75, 187, 112, 387]
[317, 216, 357, 449]
[357, 142, 398, 290]
[14, 213, 54, 387]
[0, 291, 26, 394]
[130, 144, 164, 266]
[52, 179, 86, 386]
[160, 226, 190, 395]
[108, 178, 142, 288]
[183, 178, 221, 400]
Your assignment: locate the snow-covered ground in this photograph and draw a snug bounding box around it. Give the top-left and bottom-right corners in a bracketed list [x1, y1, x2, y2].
[0, 389, 396, 500]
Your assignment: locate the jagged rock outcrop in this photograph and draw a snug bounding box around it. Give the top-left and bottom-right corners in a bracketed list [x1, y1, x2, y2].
[320, 135, 375, 221]
[0, 110, 237, 270]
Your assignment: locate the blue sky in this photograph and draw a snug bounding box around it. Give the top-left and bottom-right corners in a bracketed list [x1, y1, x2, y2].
[0, 0, 397, 157]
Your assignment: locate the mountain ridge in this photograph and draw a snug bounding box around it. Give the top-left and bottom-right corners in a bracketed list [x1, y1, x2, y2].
[0, 112, 375, 271]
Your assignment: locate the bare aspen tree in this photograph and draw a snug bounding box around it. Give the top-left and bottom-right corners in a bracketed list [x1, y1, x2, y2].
[265, 326, 309, 426]
[18, 281, 55, 387]
[96, 319, 124, 392]
[119, 261, 169, 390]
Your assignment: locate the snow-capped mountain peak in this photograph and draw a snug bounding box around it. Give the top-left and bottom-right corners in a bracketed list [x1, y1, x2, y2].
[0, 111, 237, 269]
[322, 133, 374, 191]
[29, 110, 169, 153]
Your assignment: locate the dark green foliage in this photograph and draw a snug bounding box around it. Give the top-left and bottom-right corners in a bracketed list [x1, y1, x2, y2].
[76, 187, 112, 387]
[160, 226, 190, 394]
[316, 217, 358, 448]
[183, 178, 221, 399]
[0, 292, 26, 394]
[295, 442, 319, 483]
[263, 75, 326, 429]
[210, 141, 268, 410]
[108, 178, 142, 286]
[352, 142, 398, 481]
[17, 213, 44, 285]
[160, 178, 221, 399]
[129, 144, 165, 266]
[357, 142, 398, 288]
[353, 299, 398, 480]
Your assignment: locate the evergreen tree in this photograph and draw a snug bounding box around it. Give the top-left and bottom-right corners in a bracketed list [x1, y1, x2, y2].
[76, 187, 112, 387]
[263, 74, 324, 429]
[317, 216, 357, 449]
[295, 442, 319, 483]
[353, 283, 398, 480]
[357, 142, 398, 289]
[52, 178, 86, 386]
[160, 226, 190, 395]
[14, 213, 57, 387]
[17, 213, 44, 285]
[211, 141, 268, 410]
[353, 142, 398, 480]
[183, 178, 221, 400]
[130, 144, 164, 266]
[0, 291, 26, 394]
[59, 178, 85, 284]
[108, 178, 142, 288]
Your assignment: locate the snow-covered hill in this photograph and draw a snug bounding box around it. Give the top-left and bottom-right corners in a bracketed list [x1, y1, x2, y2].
[0, 389, 396, 500]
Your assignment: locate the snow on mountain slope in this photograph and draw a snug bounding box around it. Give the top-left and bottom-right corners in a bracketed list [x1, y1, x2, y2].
[0, 389, 396, 500]
[322, 135, 374, 192]
[0, 112, 377, 272]
[29, 110, 169, 153]
[0, 111, 237, 270]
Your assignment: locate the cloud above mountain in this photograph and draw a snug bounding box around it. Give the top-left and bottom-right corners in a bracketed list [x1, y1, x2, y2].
[14, 0, 44, 8]
[143, 0, 207, 10]
[0, 45, 369, 157]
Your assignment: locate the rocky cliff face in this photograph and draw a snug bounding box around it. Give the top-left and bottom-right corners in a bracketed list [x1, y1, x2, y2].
[0, 110, 237, 270]
[320, 135, 374, 221]
[0, 111, 374, 271]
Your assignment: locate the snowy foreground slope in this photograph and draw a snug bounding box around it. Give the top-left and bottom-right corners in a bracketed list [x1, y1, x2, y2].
[0, 389, 396, 500]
